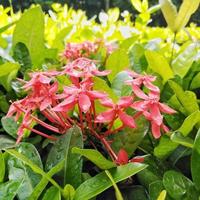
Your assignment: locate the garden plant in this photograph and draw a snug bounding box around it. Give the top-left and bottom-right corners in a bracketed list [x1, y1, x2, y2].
[1, 0, 200, 199]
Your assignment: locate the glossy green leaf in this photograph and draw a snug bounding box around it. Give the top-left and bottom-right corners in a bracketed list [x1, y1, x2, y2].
[149, 181, 165, 200]
[28, 160, 64, 200]
[154, 135, 178, 159]
[13, 6, 45, 68]
[105, 170, 123, 200]
[168, 80, 199, 116]
[157, 190, 167, 200]
[0, 93, 9, 113]
[0, 135, 16, 150]
[7, 143, 43, 200]
[42, 186, 61, 200]
[46, 126, 83, 188]
[72, 147, 116, 170]
[191, 128, 200, 191]
[74, 163, 147, 200]
[172, 43, 197, 78]
[174, 0, 200, 32]
[1, 117, 18, 138]
[93, 76, 118, 102]
[190, 72, 200, 90]
[163, 170, 198, 200]
[0, 62, 20, 77]
[128, 43, 146, 73]
[13, 42, 32, 73]
[0, 152, 5, 183]
[105, 49, 130, 82]
[5, 148, 62, 192]
[112, 117, 149, 156]
[111, 71, 132, 96]
[0, 180, 22, 200]
[63, 184, 75, 200]
[131, 0, 142, 12]
[145, 50, 174, 83]
[170, 131, 194, 148]
[159, 0, 177, 31]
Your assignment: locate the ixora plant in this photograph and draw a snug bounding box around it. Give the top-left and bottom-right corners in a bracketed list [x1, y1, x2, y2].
[2, 40, 176, 199]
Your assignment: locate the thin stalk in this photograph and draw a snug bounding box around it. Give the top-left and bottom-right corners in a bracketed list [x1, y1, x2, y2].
[170, 33, 177, 64]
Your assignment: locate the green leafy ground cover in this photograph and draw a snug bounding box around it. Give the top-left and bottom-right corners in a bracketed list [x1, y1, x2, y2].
[1, 0, 200, 199]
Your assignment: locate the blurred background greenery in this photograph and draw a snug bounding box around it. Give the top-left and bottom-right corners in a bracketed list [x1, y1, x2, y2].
[0, 0, 200, 26]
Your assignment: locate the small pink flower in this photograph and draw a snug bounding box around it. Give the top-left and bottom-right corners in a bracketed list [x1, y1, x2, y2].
[96, 97, 136, 128]
[54, 80, 107, 113]
[63, 57, 110, 80]
[132, 91, 176, 138]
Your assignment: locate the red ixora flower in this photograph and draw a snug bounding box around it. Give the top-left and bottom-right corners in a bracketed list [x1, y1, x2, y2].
[63, 41, 98, 61]
[63, 57, 110, 81]
[115, 149, 144, 165]
[95, 97, 136, 128]
[53, 79, 107, 113]
[132, 91, 176, 138]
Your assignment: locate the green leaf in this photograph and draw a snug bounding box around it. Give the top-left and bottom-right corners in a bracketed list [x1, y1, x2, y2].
[93, 77, 118, 103]
[105, 49, 130, 82]
[111, 117, 149, 156]
[0, 21, 16, 34]
[28, 160, 64, 200]
[149, 181, 165, 200]
[46, 126, 83, 188]
[111, 71, 132, 96]
[72, 147, 116, 170]
[168, 80, 199, 116]
[13, 42, 32, 73]
[172, 43, 198, 78]
[0, 62, 20, 77]
[63, 184, 75, 200]
[0, 93, 9, 113]
[191, 128, 200, 191]
[0, 152, 5, 183]
[154, 135, 178, 159]
[0, 135, 16, 150]
[5, 148, 62, 192]
[170, 131, 194, 148]
[7, 143, 43, 200]
[105, 170, 123, 200]
[174, 0, 200, 32]
[0, 180, 22, 200]
[131, 0, 142, 12]
[1, 117, 18, 138]
[13, 6, 45, 68]
[74, 163, 147, 200]
[128, 43, 146, 73]
[145, 51, 174, 83]
[177, 111, 200, 136]
[157, 190, 167, 200]
[190, 72, 200, 90]
[163, 170, 198, 200]
[159, 0, 177, 31]
[42, 186, 61, 200]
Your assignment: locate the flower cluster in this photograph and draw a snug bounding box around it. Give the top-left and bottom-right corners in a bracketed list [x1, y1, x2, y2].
[62, 40, 117, 61]
[7, 55, 175, 165]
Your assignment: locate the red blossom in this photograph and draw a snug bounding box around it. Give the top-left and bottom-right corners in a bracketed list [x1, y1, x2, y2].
[96, 97, 136, 128]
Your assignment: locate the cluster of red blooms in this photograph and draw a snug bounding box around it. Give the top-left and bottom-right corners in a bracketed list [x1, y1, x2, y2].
[63, 40, 116, 61]
[7, 49, 176, 165]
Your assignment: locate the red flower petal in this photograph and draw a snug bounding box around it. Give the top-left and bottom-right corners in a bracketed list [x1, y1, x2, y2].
[130, 156, 144, 163]
[118, 96, 133, 108]
[132, 85, 148, 100]
[95, 109, 116, 123]
[87, 90, 107, 100]
[116, 149, 129, 165]
[150, 103, 163, 126]
[78, 93, 91, 113]
[100, 98, 114, 108]
[118, 110, 136, 128]
[131, 100, 149, 111]
[92, 69, 111, 76]
[159, 103, 176, 114]
[151, 122, 161, 139]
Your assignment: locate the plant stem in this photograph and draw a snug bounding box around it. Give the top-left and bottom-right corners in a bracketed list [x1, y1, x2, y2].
[170, 33, 177, 64]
